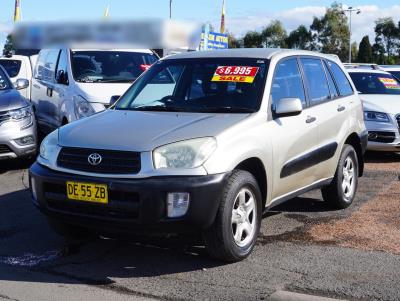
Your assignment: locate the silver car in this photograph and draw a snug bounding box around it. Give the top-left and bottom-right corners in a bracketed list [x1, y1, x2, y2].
[30, 49, 367, 262]
[347, 66, 400, 152]
[0, 65, 37, 160]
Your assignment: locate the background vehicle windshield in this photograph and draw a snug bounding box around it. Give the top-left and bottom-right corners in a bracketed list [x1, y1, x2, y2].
[0, 67, 11, 90]
[349, 72, 400, 95]
[115, 58, 268, 113]
[0, 60, 21, 78]
[71, 51, 158, 83]
[388, 71, 400, 81]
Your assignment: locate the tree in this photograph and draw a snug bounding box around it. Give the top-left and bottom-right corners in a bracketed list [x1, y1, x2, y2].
[357, 36, 373, 63]
[227, 32, 241, 48]
[243, 31, 263, 48]
[286, 25, 313, 50]
[372, 42, 386, 64]
[351, 42, 358, 63]
[310, 2, 350, 61]
[261, 20, 287, 48]
[2, 34, 14, 56]
[374, 17, 399, 63]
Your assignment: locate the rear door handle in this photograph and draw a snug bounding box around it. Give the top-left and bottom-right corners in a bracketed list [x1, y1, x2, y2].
[337, 105, 346, 112]
[33, 84, 40, 89]
[306, 116, 316, 124]
[46, 87, 53, 97]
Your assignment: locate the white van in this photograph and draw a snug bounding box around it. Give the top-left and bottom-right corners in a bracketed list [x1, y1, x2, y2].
[31, 48, 158, 134]
[0, 53, 38, 100]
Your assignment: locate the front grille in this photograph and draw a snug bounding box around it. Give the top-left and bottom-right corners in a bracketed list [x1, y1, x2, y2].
[396, 114, 400, 131]
[57, 147, 141, 174]
[44, 182, 140, 220]
[0, 144, 12, 154]
[368, 131, 396, 143]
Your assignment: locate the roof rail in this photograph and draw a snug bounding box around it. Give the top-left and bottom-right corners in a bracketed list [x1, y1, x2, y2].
[343, 63, 383, 70]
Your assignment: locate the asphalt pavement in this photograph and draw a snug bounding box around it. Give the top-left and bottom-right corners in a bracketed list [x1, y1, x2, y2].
[0, 156, 399, 301]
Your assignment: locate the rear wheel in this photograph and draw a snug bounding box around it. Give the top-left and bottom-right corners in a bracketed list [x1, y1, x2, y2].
[321, 144, 359, 209]
[203, 170, 262, 262]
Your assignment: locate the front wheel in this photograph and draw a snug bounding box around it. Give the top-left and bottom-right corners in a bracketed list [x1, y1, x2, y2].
[321, 144, 359, 209]
[203, 170, 262, 262]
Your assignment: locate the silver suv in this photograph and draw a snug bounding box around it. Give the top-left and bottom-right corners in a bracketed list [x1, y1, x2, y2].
[30, 49, 367, 262]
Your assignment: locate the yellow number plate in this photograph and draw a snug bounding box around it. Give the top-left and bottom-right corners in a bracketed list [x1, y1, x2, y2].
[66, 181, 108, 204]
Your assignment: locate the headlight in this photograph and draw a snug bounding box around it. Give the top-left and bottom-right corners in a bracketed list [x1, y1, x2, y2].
[364, 111, 390, 123]
[153, 137, 217, 169]
[74, 95, 95, 119]
[39, 130, 59, 160]
[9, 106, 32, 120]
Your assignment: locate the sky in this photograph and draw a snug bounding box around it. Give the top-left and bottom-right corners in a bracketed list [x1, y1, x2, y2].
[1, 0, 400, 50]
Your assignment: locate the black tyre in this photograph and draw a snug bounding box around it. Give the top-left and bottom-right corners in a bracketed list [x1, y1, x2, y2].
[321, 144, 359, 209]
[47, 218, 94, 242]
[203, 170, 262, 262]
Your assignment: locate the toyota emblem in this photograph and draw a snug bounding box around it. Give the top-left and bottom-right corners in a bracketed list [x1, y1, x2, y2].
[88, 153, 102, 166]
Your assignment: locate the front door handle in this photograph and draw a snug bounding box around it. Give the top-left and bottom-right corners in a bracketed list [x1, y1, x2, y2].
[306, 116, 316, 124]
[337, 105, 346, 112]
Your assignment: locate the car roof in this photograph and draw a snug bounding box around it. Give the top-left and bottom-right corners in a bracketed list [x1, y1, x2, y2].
[346, 68, 391, 75]
[69, 48, 153, 54]
[380, 65, 400, 71]
[163, 48, 341, 62]
[0, 55, 29, 60]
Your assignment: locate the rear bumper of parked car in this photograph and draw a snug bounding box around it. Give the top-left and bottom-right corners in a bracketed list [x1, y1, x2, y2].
[29, 163, 227, 235]
[365, 120, 400, 152]
[0, 117, 37, 160]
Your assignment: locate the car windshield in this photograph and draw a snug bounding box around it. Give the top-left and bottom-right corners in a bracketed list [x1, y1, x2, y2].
[71, 51, 158, 83]
[0, 68, 11, 90]
[0, 59, 21, 78]
[349, 72, 400, 95]
[115, 58, 268, 113]
[387, 71, 400, 81]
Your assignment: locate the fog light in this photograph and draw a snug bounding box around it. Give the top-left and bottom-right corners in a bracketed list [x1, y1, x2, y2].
[167, 192, 190, 218]
[15, 135, 35, 146]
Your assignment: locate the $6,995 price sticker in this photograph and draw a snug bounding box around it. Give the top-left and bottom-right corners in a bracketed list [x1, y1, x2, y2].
[212, 66, 259, 83]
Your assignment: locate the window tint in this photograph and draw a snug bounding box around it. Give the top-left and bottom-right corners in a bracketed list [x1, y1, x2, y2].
[271, 58, 306, 107]
[0, 60, 22, 78]
[349, 72, 400, 95]
[301, 58, 330, 105]
[326, 61, 353, 96]
[324, 62, 339, 98]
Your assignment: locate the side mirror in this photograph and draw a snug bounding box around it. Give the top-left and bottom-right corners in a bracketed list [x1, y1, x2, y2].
[15, 78, 29, 90]
[56, 70, 68, 85]
[274, 98, 303, 117]
[110, 95, 121, 107]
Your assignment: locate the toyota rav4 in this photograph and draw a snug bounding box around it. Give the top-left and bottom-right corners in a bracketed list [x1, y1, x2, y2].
[30, 49, 367, 262]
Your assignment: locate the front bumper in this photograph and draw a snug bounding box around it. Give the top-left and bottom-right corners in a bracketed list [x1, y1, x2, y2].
[29, 163, 228, 235]
[0, 117, 37, 160]
[365, 120, 400, 152]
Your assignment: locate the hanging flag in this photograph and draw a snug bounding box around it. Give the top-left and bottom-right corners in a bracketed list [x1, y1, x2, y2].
[220, 0, 225, 34]
[14, 0, 21, 22]
[103, 4, 110, 18]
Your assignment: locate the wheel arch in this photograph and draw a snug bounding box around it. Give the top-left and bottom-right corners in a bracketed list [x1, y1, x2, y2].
[344, 133, 364, 176]
[234, 157, 268, 208]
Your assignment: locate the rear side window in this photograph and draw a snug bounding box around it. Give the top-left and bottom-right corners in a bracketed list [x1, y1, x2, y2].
[300, 58, 330, 105]
[326, 61, 353, 96]
[0, 60, 21, 78]
[271, 58, 306, 106]
[324, 62, 339, 99]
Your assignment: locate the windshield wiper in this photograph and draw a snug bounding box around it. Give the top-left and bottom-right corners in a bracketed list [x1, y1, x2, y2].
[96, 78, 136, 83]
[198, 107, 256, 113]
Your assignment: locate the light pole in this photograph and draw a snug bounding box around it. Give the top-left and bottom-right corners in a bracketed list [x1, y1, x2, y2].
[169, 0, 172, 19]
[341, 6, 361, 63]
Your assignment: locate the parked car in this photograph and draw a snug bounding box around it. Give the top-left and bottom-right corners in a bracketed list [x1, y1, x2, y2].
[346, 65, 400, 152]
[31, 48, 159, 134]
[30, 49, 367, 262]
[380, 65, 400, 81]
[0, 65, 37, 160]
[0, 53, 38, 100]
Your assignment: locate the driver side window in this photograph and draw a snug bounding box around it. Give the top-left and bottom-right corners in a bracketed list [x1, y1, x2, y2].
[271, 58, 306, 108]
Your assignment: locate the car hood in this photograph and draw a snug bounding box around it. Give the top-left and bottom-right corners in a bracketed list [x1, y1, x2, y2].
[59, 110, 250, 152]
[0, 89, 27, 111]
[76, 82, 133, 104]
[360, 94, 400, 115]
